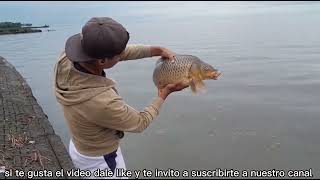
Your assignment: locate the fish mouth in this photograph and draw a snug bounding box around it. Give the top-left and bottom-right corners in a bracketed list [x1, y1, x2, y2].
[209, 71, 222, 80]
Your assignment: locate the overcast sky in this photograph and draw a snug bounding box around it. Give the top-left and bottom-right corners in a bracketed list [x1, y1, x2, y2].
[1, 1, 320, 26]
[1, 1, 319, 16]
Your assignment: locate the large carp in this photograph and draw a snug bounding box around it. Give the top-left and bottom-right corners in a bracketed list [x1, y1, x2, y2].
[153, 55, 221, 93]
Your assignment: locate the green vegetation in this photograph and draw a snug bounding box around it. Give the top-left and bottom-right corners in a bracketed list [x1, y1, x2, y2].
[0, 22, 22, 28]
[0, 22, 49, 35]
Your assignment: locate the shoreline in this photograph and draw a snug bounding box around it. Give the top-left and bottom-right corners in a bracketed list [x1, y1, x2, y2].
[0, 22, 50, 36]
[0, 56, 75, 178]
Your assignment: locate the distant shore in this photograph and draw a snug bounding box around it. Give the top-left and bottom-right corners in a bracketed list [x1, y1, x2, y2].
[0, 22, 50, 35]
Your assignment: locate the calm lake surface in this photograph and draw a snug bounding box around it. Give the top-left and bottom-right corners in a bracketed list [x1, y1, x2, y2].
[1, 1, 320, 178]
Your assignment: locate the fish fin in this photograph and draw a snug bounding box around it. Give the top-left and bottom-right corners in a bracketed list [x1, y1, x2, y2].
[156, 58, 163, 66]
[190, 80, 197, 94]
[196, 80, 207, 94]
[191, 79, 207, 94]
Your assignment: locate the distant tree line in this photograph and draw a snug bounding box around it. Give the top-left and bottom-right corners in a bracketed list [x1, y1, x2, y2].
[0, 22, 49, 35]
[0, 22, 23, 29]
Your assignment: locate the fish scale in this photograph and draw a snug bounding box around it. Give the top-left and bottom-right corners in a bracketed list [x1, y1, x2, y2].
[153, 55, 220, 93]
[153, 55, 198, 88]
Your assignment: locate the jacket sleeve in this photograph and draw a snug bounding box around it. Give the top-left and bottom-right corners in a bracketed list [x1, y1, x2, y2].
[120, 44, 152, 61]
[91, 89, 164, 133]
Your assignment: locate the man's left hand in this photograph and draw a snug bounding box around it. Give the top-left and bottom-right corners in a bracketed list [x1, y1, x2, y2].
[160, 48, 176, 62]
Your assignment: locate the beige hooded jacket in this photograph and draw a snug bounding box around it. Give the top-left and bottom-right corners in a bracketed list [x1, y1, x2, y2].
[54, 44, 164, 157]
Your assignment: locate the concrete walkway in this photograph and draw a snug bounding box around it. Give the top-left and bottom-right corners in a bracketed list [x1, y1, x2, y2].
[0, 56, 75, 179]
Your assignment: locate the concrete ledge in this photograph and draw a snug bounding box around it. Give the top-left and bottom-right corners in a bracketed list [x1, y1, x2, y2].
[0, 56, 75, 179]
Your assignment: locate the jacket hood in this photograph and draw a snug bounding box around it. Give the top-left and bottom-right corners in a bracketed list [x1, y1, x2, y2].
[54, 53, 116, 106]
